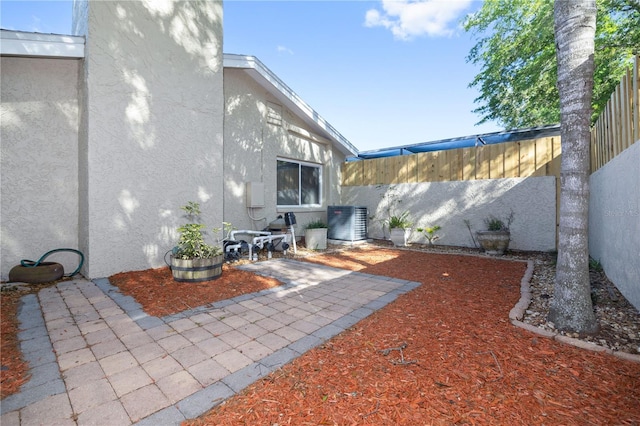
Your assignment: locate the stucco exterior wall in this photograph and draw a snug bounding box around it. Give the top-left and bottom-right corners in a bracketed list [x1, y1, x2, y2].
[589, 141, 640, 310]
[223, 68, 345, 234]
[74, 1, 224, 278]
[341, 177, 557, 252]
[1, 57, 80, 279]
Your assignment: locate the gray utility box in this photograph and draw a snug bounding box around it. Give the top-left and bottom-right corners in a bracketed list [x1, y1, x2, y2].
[327, 206, 368, 241]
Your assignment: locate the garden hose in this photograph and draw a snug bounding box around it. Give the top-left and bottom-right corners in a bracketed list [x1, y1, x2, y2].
[20, 248, 84, 277]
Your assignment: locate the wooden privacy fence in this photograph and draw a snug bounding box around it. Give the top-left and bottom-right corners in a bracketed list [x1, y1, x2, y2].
[591, 55, 639, 172]
[342, 136, 561, 186]
[343, 56, 638, 185]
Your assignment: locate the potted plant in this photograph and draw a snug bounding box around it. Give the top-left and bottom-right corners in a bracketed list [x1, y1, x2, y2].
[416, 225, 441, 246]
[386, 211, 412, 247]
[476, 212, 513, 255]
[304, 219, 328, 250]
[170, 201, 224, 282]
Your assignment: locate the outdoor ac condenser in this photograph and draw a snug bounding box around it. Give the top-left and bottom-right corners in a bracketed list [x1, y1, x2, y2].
[327, 206, 368, 242]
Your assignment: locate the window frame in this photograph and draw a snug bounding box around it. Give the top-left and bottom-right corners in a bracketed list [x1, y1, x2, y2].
[276, 158, 323, 208]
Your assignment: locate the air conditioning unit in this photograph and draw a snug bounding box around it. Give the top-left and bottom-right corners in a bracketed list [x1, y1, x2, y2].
[327, 206, 368, 241]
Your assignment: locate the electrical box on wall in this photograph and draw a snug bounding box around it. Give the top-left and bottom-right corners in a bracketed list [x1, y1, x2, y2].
[246, 182, 265, 207]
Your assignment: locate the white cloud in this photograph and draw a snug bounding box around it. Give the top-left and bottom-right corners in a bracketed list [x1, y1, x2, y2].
[277, 45, 294, 55]
[364, 0, 473, 40]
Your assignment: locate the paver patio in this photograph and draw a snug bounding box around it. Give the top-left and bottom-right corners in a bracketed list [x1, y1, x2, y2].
[0, 259, 419, 425]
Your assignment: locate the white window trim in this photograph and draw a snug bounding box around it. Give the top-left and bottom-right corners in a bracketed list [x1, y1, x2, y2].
[276, 158, 323, 208]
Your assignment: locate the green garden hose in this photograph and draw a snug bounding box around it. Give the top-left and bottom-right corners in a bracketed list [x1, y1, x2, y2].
[20, 248, 84, 277]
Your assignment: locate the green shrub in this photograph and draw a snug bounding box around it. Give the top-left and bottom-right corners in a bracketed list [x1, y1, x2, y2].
[174, 201, 223, 259]
[305, 219, 328, 229]
[387, 211, 412, 230]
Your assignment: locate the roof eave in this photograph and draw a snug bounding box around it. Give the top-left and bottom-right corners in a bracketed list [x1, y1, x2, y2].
[223, 53, 358, 157]
[0, 29, 85, 59]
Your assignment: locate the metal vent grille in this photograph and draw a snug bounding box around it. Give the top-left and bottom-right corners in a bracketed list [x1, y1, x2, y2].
[267, 101, 282, 126]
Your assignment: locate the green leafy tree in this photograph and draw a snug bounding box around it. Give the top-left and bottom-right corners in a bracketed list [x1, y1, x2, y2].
[464, 0, 639, 129]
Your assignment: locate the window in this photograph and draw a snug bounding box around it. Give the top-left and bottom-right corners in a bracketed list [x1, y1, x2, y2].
[277, 159, 322, 207]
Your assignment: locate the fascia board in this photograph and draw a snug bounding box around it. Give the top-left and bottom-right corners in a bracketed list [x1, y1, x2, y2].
[224, 53, 358, 157]
[0, 30, 84, 58]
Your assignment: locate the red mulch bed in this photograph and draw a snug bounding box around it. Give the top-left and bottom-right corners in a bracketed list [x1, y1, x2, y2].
[3, 247, 639, 425]
[184, 247, 640, 425]
[1, 290, 29, 399]
[1, 279, 66, 399]
[109, 265, 283, 317]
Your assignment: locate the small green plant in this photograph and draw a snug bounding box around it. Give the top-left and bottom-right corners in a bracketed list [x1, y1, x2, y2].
[484, 211, 514, 231]
[386, 211, 412, 230]
[174, 201, 223, 259]
[464, 219, 478, 248]
[305, 219, 328, 229]
[416, 225, 441, 246]
[485, 216, 506, 231]
[589, 257, 603, 272]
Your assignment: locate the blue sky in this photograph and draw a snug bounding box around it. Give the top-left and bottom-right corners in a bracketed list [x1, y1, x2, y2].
[1, 0, 501, 152]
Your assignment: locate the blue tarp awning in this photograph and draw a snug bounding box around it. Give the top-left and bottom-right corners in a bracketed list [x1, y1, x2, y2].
[348, 124, 561, 161]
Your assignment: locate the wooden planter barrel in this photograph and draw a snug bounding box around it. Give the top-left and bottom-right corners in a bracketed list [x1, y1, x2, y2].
[170, 255, 223, 283]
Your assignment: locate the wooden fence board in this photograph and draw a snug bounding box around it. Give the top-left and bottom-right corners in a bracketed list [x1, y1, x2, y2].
[533, 138, 551, 177]
[426, 152, 439, 182]
[489, 144, 504, 178]
[451, 149, 463, 180]
[341, 135, 567, 186]
[388, 157, 401, 184]
[416, 153, 428, 183]
[519, 139, 536, 177]
[621, 70, 630, 151]
[630, 64, 637, 147]
[462, 147, 476, 180]
[476, 145, 489, 179]
[438, 151, 449, 181]
[342, 161, 361, 186]
[504, 143, 519, 178]
[405, 155, 418, 183]
[590, 56, 639, 172]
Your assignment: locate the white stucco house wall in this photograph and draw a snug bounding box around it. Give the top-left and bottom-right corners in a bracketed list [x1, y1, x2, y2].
[1, 31, 85, 279]
[222, 54, 357, 232]
[0, 1, 356, 280]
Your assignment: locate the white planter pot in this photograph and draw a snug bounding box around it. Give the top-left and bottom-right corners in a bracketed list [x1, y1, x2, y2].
[476, 230, 510, 255]
[390, 228, 411, 247]
[305, 228, 328, 250]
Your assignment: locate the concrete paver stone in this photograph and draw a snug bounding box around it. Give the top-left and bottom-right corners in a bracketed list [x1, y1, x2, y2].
[120, 384, 170, 423]
[62, 361, 106, 391]
[187, 358, 230, 386]
[108, 366, 154, 398]
[68, 378, 117, 414]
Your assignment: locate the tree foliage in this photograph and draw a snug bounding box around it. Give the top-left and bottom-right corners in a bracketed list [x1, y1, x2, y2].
[464, 0, 640, 129]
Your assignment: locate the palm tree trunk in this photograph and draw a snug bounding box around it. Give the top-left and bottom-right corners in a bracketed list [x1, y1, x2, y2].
[547, 0, 598, 333]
